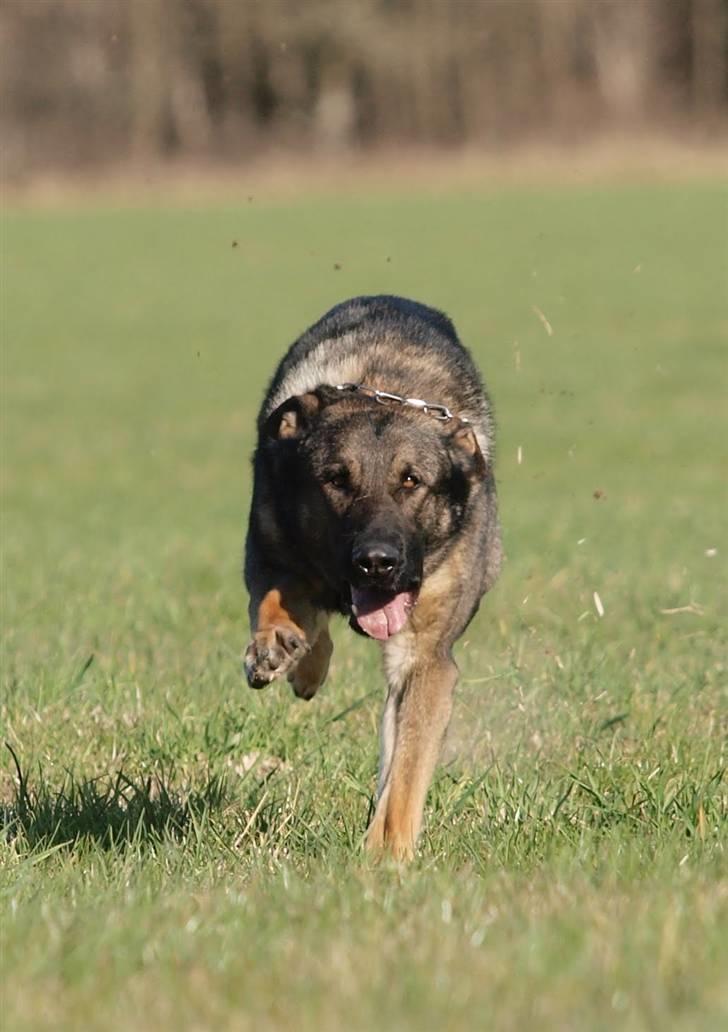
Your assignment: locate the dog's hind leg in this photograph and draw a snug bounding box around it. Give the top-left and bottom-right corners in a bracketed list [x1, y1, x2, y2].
[288, 615, 333, 700]
[244, 577, 331, 697]
[366, 651, 457, 860]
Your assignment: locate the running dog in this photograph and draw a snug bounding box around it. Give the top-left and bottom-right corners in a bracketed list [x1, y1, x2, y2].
[244, 295, 501, 859]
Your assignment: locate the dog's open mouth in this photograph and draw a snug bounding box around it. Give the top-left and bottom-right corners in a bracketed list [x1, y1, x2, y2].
[350, 586, 418, 641]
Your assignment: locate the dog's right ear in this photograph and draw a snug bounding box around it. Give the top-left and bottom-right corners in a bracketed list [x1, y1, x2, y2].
[265, 393, 321, 440]
[265, 390, 328, 440]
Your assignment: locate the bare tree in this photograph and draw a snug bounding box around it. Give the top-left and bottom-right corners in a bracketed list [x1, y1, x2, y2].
[0, 0, 725, 178]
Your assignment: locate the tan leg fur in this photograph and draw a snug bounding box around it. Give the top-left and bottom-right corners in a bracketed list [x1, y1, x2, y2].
[366, 655, 456, 860]
[245, 585, 331, 698]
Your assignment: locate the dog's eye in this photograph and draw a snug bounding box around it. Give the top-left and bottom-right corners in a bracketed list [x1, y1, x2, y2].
[401, 472, 420, 490]
[326, 470, 349, 490]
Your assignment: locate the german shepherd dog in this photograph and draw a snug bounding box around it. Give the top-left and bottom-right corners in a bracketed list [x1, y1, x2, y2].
[244, 296, 501, 859]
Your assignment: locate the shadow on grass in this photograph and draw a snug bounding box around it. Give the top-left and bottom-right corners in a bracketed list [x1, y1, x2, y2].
[3, 742, 227, 852]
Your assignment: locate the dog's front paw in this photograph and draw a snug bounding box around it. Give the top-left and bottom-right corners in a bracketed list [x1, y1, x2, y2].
[244, 626, 310, 688]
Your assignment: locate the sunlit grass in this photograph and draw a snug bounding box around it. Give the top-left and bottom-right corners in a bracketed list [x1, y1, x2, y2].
[1, 180, 726, 1030]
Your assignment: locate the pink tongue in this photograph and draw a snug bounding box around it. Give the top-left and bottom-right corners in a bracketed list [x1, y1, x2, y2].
[350, 588, 415, 641]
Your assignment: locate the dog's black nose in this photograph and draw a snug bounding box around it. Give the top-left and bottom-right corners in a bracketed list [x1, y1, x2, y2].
[352, 542, 398, 579]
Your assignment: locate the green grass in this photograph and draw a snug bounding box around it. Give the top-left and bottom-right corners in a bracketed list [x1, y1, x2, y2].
[2, 179, 727, 1031]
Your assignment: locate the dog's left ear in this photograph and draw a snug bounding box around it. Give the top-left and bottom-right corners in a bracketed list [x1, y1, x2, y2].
[447, 424, 487, 479]
[265, 387, 339, 441]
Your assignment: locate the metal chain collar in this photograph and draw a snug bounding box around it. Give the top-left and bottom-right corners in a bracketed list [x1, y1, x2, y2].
[335, 382, 468, 424]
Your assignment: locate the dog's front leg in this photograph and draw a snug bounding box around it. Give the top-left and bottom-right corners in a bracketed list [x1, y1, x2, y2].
[244, 577, 332, 699]
[366, 653, 456, 860]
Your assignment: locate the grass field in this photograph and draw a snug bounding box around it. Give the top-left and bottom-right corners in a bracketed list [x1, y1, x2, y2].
[2, 178, 727, 1031]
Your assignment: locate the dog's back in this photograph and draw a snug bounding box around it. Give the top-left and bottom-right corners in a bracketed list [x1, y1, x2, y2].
[262, 295, 494, 461]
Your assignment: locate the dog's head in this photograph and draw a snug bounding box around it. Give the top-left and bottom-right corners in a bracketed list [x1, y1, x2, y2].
[265, 388, 486, 640]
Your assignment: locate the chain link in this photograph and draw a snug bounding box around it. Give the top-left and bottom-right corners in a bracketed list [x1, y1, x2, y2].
[335, 382, 467, 423]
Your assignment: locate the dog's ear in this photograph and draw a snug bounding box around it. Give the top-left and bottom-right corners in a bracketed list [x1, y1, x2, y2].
[447, 424, 487, 479]
[265, 387, 338, 441]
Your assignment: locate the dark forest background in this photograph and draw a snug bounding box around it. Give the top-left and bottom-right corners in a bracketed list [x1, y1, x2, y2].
[2, 0, 727, 181]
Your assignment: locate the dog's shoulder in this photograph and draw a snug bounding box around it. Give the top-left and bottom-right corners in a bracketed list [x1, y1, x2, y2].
[260, 295, 488, 431]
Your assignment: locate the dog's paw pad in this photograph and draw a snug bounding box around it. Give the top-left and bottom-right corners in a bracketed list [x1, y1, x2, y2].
[244, 627, 309, 688]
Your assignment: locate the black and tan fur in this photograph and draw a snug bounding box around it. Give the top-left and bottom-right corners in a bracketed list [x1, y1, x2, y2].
[244, 296, 501, 859]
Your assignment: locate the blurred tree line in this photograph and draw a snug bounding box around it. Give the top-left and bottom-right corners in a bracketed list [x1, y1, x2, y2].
[1, 0, 726, 178]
